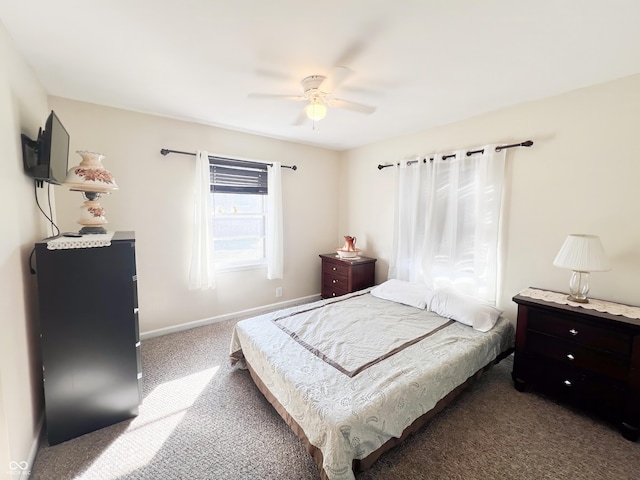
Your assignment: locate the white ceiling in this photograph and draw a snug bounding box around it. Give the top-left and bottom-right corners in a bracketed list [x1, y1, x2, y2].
[2, 1, 640, 151]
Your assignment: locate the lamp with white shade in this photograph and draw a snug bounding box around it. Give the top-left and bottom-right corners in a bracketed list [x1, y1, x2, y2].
[553, 234, 610, 303]
[63, 151, 118, 234]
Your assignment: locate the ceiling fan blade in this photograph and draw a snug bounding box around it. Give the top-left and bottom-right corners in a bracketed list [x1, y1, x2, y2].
[253, 68, 295, 82]
[322, 66, 353, 93]
[292, 109, 308, 126]
[333, 20, 384, 67]
[328, 98, 376, 115]
[248, 93, 306, 101]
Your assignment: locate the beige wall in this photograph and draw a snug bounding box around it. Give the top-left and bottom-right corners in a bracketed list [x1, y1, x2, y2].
[48, 97, 341, 334]
[0, 21, 51, 478]
[4, 14, 640, 472]
[340, 74, 640, 320]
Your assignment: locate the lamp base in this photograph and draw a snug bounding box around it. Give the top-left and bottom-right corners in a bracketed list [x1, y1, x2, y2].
[568, 271, 590, 304]
[567, 294, 589, 304]
[79, 226, 107, 235]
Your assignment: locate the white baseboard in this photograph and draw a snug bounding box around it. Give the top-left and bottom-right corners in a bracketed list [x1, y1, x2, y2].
[140, 294, 321, 340]
[22, 413, 44, 480]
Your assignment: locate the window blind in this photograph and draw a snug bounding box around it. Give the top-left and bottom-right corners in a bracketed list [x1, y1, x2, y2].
[209, 157, 268, 195]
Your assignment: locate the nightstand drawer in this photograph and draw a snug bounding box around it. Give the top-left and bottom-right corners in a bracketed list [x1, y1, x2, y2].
[322, 283, 349, 298]
[527, 331, 629, 382]
[323, 275, 348, 294]
[322, 261, 350, 278]
[528, 309, 631, 355]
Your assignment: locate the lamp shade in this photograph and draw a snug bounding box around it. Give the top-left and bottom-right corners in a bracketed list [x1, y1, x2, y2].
[64, 151, 118, 193]
[553, 234, 610, 272]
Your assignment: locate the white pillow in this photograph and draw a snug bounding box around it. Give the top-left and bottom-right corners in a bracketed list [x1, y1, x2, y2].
[370, 279, 434, 309]
[428, 287, 503, 332]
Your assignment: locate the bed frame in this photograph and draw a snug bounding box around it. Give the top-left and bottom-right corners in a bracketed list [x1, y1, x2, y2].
[245, 349, 512, 479]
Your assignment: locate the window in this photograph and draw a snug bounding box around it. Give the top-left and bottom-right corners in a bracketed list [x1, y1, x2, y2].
[388, 148, 506, 303]
[212, 193, 266, 268]
[209, 157, 269, 270]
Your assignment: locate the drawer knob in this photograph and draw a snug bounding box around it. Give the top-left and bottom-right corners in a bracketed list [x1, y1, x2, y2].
[332, 279, 338, 284]
[564, 380, 572, 387]
[569, 328, 579, 336]
[332, 267, 337, 271]
[332, 292, 336, 297]
[566, 354, 575, 361]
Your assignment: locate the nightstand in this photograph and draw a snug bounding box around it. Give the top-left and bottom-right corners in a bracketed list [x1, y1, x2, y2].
[512, 288, 640, 441]
[319, 253, 376, 299]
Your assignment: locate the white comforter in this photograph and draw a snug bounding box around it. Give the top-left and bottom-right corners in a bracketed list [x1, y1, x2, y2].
[230, 289, 514, 480]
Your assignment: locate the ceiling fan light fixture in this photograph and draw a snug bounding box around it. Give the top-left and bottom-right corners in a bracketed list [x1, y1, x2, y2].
[305, 102, 327, 121]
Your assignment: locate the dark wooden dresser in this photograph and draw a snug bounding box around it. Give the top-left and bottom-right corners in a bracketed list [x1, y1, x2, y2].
[512, 289, 640, 441]
[319, 253, 376, 299]
[35, 231, 141, 445]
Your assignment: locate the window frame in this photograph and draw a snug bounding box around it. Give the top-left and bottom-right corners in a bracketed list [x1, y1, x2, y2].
[209, 156, 270, 272]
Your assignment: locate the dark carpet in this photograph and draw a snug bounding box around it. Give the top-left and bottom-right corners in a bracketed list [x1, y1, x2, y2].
[30, 316, 640, 479]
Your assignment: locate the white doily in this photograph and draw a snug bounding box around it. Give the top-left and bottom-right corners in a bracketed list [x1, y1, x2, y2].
[46, 232, 115, 250]
[519, 288, 640, 320]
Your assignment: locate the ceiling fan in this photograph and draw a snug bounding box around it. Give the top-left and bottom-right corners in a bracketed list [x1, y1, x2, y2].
[248, 68, 376, 125]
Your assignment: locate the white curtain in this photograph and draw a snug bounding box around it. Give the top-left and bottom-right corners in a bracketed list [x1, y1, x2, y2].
[266, 162, 283, 279]
[188, 150, 216, 290]
[389, 146, 506, 303]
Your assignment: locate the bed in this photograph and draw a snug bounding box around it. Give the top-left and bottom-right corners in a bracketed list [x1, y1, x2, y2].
[230, 284, 515, 480]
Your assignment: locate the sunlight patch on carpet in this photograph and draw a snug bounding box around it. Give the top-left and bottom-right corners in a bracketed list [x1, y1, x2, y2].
[83, 366, 219, 478]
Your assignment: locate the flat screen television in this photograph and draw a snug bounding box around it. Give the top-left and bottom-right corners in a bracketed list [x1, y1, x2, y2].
[22, 110, 70, 186]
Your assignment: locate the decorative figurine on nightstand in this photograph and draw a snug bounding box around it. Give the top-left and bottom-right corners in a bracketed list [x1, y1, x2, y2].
[336, 235, 361, 259]
[343, 235, 357, 251]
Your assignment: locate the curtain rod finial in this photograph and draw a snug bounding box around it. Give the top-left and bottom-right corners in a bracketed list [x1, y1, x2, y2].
[160, 149, 169, 156]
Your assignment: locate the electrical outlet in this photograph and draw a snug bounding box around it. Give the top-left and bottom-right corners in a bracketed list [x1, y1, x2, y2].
[276, 287, 283, 298]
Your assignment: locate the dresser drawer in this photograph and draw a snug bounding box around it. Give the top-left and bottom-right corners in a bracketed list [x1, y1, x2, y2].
[521, 353, 625, 413]
[322, 260, 350, 278]
[528, 309, 631, 355]
[322, 275, 349, 297]
[322, 283, 349, 298]
[527, 331, 629, 382]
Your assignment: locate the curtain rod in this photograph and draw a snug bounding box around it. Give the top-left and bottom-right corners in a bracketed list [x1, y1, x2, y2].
[377, 140, 534, 170]
[160, 148, 297, 170]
